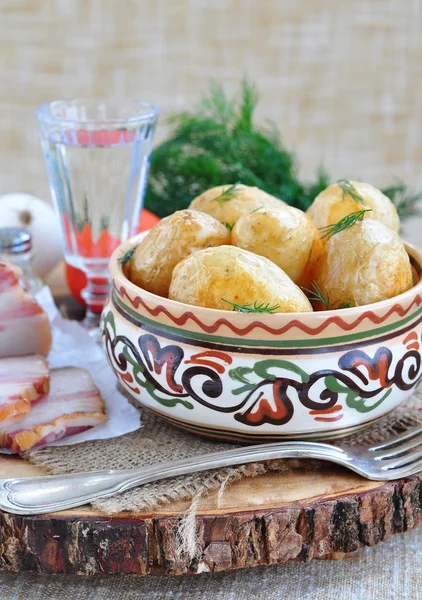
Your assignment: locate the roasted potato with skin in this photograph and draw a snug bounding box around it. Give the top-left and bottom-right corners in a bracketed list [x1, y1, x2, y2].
[313, 219, 412, 309]
[411, 264, 420, 287]
[189, 183, 285, 227]
[169, 245, 313, 313]
[307, 180, 400, 233]
[124, 210, 230, 297]
[232, 205, 322, 286]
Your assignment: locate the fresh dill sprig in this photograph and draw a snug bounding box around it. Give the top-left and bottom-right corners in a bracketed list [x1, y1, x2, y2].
[318, 209, 372, 240]
[337, 179, 367, 205]
[301, 282, 330, 310]
[221, 220, 234, 231]
[250, 205, 265, 215]
[145, 79, 330, 218]
[118, 245, 137, 267]
[144, 79, 420, 221]
[213, 183, 240, 205]
[221, 299, 280, 313]
[382, 181, 422, 220]
[340, 301, 354, 309]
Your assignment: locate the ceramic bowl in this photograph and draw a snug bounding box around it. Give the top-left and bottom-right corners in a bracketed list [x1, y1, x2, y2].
[102, 234, 422, 442]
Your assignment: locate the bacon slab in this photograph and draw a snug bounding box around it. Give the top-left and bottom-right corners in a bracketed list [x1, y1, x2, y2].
[0, 262, 51, 358]
[0, 367, 107, 452]
[0, 355, 50, 425]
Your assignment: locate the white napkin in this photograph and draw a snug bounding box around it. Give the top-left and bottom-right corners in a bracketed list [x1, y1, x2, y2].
[32, 286, 141, 446]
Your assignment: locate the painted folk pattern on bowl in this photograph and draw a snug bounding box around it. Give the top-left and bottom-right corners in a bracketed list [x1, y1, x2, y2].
[102, 311, 422, 436]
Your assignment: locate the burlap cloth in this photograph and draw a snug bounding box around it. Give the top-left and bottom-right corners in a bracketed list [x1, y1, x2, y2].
[26, 386, 422, 518]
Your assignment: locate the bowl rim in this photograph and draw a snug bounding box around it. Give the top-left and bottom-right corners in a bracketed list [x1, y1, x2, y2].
[109, 232, 422, 322]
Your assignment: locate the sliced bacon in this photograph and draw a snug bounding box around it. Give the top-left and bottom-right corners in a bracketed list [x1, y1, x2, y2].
[0, 262, 51, 358]
[0, 355, 50, 424]
[0, 367, 107, 452]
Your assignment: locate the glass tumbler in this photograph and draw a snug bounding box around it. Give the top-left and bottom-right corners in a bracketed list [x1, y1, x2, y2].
[37, 99, 159, 329]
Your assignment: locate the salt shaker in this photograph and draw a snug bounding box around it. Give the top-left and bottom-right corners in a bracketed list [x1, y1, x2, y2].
[0, 227, 43, 295]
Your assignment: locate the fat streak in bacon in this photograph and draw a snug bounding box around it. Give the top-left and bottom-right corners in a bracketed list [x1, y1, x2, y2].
[0, 262, 51, 357]
[0, 354, 50, 425]
[0, 367, 107, 452]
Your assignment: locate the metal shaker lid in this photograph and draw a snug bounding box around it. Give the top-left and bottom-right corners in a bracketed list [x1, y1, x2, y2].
[0, 227, 32, 254]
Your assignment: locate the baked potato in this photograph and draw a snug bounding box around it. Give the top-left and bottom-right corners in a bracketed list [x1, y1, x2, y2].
[189, 183, 285, 227]
[313, 219, 412, 309]
[411, 264, 420, 287]
[307, 180, 400, 233]
[124, 209, 230, 297]
[232, 205, 322, 285]
[168, 245, 313, 313]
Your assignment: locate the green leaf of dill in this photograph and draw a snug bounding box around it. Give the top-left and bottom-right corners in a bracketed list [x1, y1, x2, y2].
[250, 205, 265, 215]
[340, 301, 354, 309]
[118, 245, 137, 267]
[382, 181, 422, 220]
[144, 79, 420, 222]
[221, 299, 280, 313]
[220, 220, 234, 231]
[144, 79, 330, 218]
[213, 183, 240, 205]
[301, 282, 330, 309]
[337, 179, 367, 205]
[318, 209, 372, 240]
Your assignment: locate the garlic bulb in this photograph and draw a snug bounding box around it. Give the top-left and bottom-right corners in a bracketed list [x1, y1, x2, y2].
[0, 193, 63, 277]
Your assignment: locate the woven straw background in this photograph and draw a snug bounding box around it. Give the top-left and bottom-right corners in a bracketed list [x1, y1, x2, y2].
[1, 4, 422, 595]
[2, 0, 422, 231]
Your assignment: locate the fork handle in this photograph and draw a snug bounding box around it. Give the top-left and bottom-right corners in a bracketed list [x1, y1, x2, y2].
[0, 441, 352, 515]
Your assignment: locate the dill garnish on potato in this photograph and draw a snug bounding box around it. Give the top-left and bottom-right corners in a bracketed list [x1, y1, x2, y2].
[213, 183, 240, 205]
[301, 282, 330, 310]
[337, 179, 367, 205]
[118, 245, 138, 267]
[221, 299, 281, 313]
[318, 209, 372, 240]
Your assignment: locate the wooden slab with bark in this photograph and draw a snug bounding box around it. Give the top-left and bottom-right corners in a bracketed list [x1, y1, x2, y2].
[0, 456, 421, 575]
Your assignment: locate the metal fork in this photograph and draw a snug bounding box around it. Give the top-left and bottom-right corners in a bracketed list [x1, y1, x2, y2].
[1, 426, 422, 515]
